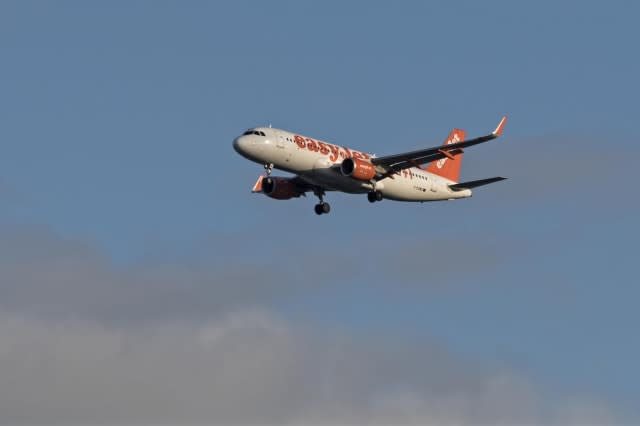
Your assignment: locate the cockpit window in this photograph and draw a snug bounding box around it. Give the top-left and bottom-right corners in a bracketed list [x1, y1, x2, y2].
[242, 129, 266, 136]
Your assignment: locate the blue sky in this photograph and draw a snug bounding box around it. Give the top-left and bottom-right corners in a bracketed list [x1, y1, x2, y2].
[1, 1, 639, 423]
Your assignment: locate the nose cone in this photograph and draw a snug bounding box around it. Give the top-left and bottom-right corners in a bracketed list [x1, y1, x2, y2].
[233, 134, 265, 163]
[233, 136, 248, 155]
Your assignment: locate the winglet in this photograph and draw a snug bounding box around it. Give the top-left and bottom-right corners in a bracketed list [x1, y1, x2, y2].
[492, 115, 508, 137]
[252, 176, 264, 193]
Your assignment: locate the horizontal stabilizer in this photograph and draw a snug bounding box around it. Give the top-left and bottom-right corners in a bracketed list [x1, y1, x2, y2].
[449, 177, 507, 191]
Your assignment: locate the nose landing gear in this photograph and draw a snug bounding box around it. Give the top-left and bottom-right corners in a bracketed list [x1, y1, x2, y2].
[263, 163, 274, 176]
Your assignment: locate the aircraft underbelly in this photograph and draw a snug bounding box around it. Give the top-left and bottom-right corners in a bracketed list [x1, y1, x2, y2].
[300, 170, 370, 193]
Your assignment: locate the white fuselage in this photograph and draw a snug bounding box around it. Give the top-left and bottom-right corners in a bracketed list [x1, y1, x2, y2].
[233, 127, 472, 202]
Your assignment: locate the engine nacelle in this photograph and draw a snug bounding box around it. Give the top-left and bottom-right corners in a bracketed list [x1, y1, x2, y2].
[262, 177, 303, 200]
[340, 157, 377, 181]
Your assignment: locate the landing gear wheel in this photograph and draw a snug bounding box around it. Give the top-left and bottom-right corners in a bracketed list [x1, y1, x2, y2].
[368, 191, 383, 203]
[264, 163, 274, 176]
[314, 202, 331, 215]
[313, 187, 330, 215]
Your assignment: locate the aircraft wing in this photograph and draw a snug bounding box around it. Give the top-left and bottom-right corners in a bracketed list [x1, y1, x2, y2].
[289, 175, 318, 192]
[371, 116, 507, 175]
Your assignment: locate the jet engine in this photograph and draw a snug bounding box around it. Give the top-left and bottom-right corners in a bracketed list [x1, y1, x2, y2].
[340, 157, 377, 181]
[262, 177, 304, 200]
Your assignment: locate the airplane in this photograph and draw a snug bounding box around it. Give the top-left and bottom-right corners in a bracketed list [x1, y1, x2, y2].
[233, 116, 507, 215]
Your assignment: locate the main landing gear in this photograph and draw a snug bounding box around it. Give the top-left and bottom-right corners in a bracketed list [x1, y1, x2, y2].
[367, 190, 383, 203]
[263, 163, 274, 176]
[314, 188, 331, 215]
[314, 202, 331, 215]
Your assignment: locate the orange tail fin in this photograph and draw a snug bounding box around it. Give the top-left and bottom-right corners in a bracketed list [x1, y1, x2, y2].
[425, 128, 466, 183]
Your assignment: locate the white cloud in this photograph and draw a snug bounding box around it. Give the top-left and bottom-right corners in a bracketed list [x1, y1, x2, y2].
[0, 226, 624, 425]
[0, 311, 618, 425]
